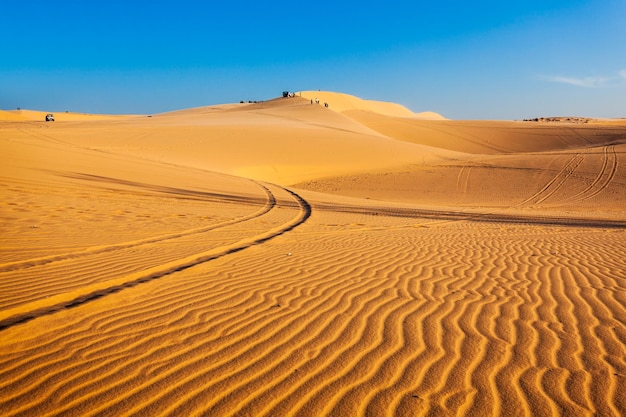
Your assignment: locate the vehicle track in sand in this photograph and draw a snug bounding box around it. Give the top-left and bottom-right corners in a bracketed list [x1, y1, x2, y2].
[311, 201, 626, 229]
[2, 129, 625, 416]
[559, 145, 619, 204]
[0, 179, 276, 274]
[2, 215, 623, 416]
[456, 165, 473, 194]
[0, 175, 276, 273]
[516, 145, 620, 208]
[515, 151, 587, 207]
[0, 182, 311, 331]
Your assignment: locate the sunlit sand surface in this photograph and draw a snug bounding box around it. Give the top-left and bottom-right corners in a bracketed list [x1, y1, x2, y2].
[1, 93, 625, 416]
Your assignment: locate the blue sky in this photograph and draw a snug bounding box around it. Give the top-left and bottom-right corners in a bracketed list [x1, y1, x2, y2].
[1, 0, 625, 119]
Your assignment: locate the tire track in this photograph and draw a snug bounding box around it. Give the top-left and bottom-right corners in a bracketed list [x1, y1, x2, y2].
[566, 145, 618, 203]
[517, 144, 620, 208]
[0, 183, 311, 331]
[313, 201, 626, 229]
[1, 258, 341, 405]
[145, 240, 415, 416]
[0, 179, 275, 274]
[0, 178, 281, 311]
[456, 165, 473, 194]
[1, 210, 625, 416]
[46, 249, 402, 417]
[515, 151, 587, 207]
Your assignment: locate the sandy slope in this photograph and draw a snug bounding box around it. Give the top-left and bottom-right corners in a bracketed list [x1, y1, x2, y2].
[1, 93, 625, 416]
[0, 109, 136, 122]
[298, 91, 446, 119]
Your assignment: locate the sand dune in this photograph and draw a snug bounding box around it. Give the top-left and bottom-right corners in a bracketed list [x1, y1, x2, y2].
[299, 91, 446, 120]
[0, 109, 136, 122]
[1, 93, 625, 416]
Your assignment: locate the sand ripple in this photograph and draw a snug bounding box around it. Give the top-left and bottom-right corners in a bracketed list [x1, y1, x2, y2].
[1, 204, 624, 416]
[2, 100, 625, 416]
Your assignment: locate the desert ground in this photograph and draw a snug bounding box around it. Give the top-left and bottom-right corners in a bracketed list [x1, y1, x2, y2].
[1, 91, 625, 416]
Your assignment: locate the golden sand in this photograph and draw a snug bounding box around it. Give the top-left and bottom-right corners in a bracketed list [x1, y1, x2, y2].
[1, 93, 625, 416]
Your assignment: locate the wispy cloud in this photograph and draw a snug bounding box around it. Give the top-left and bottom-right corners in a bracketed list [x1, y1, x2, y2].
[541, 75, 610, 88]
[541, 69, 626, 88]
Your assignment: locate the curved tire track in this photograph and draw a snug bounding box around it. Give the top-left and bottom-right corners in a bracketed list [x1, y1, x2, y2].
[564, 145, 618, 203]
[0, 211, 624, 416]
[516, 145, 619, 208]
[0, 180, 276, 274]
[0, 183, 311, 331]
[515, 151, 586, 207]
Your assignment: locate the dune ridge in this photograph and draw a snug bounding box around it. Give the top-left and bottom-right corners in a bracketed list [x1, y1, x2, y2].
[1, 92, 625, 416]
[298, 91, 446, 120]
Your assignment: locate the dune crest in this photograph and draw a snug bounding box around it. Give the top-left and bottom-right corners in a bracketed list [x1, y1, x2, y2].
[298, 91, 446, 119]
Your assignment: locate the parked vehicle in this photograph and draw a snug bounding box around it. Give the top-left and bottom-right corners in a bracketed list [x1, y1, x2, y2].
[45, 114, 55, 122]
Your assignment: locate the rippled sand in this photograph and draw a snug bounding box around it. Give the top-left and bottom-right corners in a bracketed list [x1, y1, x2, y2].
[1, 94, 625, 416]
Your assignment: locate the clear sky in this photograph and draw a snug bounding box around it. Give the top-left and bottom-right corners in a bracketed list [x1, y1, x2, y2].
[1, 0, 625, 119]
